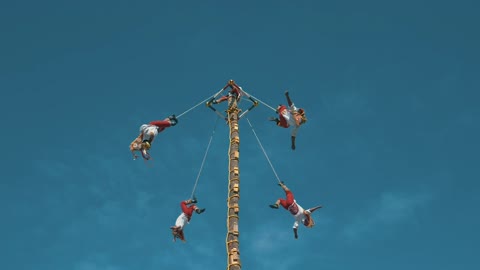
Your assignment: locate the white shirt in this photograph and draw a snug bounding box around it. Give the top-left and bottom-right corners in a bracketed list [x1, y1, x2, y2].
[175, 212, 189, 229]
[140, 124, 158, 141]
[289, 200, 309, 229]
[281, 104, 301, 137]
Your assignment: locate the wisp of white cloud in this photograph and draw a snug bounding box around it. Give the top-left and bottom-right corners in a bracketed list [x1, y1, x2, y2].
[343, 190, 433, 241]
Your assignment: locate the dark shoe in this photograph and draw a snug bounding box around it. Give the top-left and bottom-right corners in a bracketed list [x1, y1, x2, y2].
[196, 208, 206, 214]
[269, 204, 279, 209]
[168, 115, 178, 126]
[268, 117, 279, 124]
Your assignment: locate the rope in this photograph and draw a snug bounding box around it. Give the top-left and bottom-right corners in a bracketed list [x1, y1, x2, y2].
[241, 90, 277, 112]
[246, 117, 282, 184]
[241, 96, 254, 103]
[177, 88, 225, 119]
[213, 86, 226, 100]
[190, 115, 220, 198]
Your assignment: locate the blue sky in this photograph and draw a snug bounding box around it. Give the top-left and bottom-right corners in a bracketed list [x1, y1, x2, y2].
[1, 0, 479, 269]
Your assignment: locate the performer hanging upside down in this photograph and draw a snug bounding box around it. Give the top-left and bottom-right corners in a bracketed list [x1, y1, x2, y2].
[269, 181, 322, 239]
[269, 91, 307, 150]
[129, 115, 178, 160]
[206, 80, 243, 106]
[170, 196, 206, 243]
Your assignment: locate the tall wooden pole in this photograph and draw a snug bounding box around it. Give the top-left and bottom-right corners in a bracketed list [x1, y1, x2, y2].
[226, 95, 241, 270]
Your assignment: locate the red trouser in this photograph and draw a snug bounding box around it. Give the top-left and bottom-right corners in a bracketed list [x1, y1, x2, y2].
[150, 120, 171, 128]
[279, 190, 295, 209]
[180, 201, 196, 220]
[277, 105, 289, 128]
[148, 120, 171, 133]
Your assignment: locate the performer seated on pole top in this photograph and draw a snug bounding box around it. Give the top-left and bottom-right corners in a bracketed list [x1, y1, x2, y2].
[269, 91, 307, 150]
[206, 80, 242, 106]
[269, 181, 322, 239]
[129, 115, 178, 160]
[170, 196, 206, 243]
